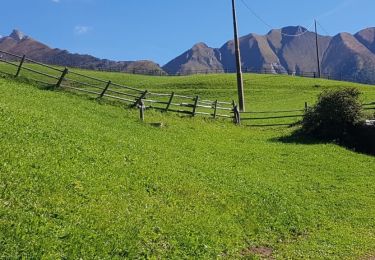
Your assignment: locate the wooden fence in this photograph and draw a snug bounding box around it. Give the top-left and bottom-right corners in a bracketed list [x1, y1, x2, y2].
[1, 49, 373, 126]
[240, 101, 374, 122]
[0, 50, 235, 121]
[238, 108, 306, 126]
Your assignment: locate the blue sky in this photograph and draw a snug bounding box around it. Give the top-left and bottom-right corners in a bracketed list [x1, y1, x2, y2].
[1, 0, 374, 65]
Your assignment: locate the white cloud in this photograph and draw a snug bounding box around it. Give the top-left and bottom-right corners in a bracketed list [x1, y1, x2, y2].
[74, 26, 92, 35]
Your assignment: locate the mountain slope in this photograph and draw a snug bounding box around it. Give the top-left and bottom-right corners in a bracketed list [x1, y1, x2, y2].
[163, 43, 223, 74]
[220, 33, 284, 73]
[355, 27, 375, 54]
[322, 32, 375, 83]
[266, 26, 331, 73]
[164, 26, 333, 76]
[0, 30, 164, 73]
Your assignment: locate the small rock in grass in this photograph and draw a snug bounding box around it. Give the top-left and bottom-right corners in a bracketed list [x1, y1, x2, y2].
[149, 122, 165, 128]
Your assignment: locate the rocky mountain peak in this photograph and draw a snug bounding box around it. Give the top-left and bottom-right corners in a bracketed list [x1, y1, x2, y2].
[355, 27, 375, 41]
[355, 27, 375, 53]
[332, 32, 363, 50]
[192, 42, 210, 50]
[9, 29, 27, 42]
[280, 26, 309, 36]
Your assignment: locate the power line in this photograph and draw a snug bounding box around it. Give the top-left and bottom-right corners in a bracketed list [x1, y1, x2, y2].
[239, 0, 315, 37]
[316, 20, 330, 35]
[239, 0, 273, 29]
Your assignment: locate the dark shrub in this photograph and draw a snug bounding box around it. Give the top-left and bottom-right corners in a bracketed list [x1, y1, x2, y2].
[348, 125, 375, 154]
[302, 88, 363, 141]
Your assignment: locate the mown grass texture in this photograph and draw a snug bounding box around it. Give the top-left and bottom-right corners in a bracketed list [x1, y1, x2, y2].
[0, 71, 375, 259]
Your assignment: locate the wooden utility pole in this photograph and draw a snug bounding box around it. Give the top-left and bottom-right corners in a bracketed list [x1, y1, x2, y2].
[314, 19, 321, 78]
[15, 55, 26, 77]
[231, 0, 245, 112]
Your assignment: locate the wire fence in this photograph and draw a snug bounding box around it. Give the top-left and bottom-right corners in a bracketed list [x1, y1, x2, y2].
[32, 64, 375, 86]
[161, 68, 375, 86]
[2, 51, 375, 86]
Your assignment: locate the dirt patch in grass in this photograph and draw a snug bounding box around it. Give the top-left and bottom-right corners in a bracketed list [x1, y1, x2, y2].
[241, 246, 274, 259]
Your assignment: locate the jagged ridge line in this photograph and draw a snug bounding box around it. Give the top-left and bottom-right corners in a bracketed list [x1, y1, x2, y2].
[239, 0, 315, 37]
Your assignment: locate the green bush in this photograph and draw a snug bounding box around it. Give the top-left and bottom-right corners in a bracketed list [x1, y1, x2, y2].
[302, 88, 364, 140]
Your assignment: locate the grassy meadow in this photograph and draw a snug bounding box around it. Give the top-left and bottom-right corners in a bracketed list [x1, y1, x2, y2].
[0, 65, 375, 259]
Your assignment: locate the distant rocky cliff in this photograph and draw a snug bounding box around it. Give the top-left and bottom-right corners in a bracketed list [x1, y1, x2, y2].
[0, 30, 164, 74]
[163, 26, 375, 84]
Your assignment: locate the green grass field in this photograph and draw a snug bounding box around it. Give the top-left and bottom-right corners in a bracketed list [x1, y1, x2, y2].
[2, 61, 375, 125]
[1, 67, 375, 259]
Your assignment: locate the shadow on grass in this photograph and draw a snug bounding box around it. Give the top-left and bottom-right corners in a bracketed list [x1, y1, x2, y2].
[247, 123, 296, 127]
[271, 127, 375, 156]
[37, 84, 56, 91]
[1, 73, 57, 91]
[270, 129, 327, 145]
[246, 120, 302, 128]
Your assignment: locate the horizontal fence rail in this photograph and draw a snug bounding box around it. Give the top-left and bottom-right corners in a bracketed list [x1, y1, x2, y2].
[363, 102, 375, 111]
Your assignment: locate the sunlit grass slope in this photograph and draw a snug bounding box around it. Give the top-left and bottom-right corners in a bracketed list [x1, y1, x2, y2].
[0, 72, 375, 259]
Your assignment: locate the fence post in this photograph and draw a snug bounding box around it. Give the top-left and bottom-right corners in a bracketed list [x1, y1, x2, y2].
[138, 100, 145, 121]
[192, 96, 199, 116]
[165, 92, 175, 112]
[134, 90, 148, 107]
[99, 80, 111, 98]
[213, 100, 218, 119]
[305, 102, 308, 113]
[56, 67, 69, 88]
[15, 55, 26, 77]
[233, 104, 241, 125]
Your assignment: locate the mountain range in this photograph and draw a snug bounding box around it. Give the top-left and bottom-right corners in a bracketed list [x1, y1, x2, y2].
[1, 27, 375, 84]
[163, 26, 375, 84]
[0, 30, 164, 74]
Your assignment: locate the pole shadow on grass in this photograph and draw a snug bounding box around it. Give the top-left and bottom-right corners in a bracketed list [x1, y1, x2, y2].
[245, 120, 302, 128]
[247, 123, 295, 127]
